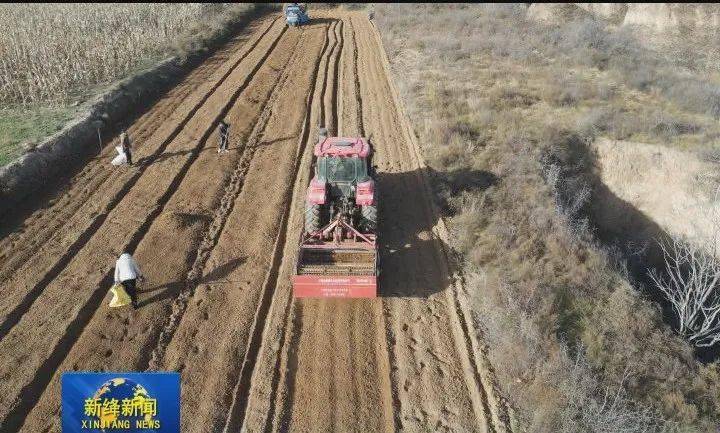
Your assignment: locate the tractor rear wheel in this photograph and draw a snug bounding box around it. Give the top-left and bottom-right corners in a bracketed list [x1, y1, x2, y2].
[360, 205, 377, 232]
[305, 203, 327, 233]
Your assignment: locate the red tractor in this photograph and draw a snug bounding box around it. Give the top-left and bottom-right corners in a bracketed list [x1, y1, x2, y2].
[292, 131, 379, 298]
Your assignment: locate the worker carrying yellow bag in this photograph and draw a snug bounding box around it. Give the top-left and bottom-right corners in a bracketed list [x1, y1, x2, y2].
[109, 283, 132, 308]
[111, 252, 144, 309]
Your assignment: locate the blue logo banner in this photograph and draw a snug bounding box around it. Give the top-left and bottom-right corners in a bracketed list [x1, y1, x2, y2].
[62, 372, 180, 433]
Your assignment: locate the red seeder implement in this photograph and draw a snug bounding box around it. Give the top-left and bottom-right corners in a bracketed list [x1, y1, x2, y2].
[293, 216, 378, 298]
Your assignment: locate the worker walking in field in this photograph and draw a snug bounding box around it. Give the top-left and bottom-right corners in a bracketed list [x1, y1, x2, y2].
[217, 120, 230, 154]
[114, 252, 143, 309]
[119, 129, 133, 166]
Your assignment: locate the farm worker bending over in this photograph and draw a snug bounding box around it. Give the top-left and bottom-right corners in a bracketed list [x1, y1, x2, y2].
[114, 252, 143, 309]
[217, 120, 230, 154]
[119, 130, 133, 165]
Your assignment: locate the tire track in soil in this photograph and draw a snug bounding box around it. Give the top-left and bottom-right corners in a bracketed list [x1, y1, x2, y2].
[221, 19, 339, 433]
[261, 20, 340, 433]
[251, 18, 342, 433]
[239, 14, 321, 432]
[329, 21, 343, 136]
[345, 21, 407, 424]
[0, 22, 289, 433]
[350, 18, 365, 137]
[0, 18, 285, 343]
[276, 15, 395, 433]
[17, 24, 303, 433]
[353, 14, 483, 431]
[240, 14, 396, 433]
[146, 26, 305, 372]
[141, 21, 327, 433]
[367, 20, 512, 432]
[320, 23, 346, 429]
[219, 16, 339, 432]
[317, 20, 342, 137]
[346, 16, 405, 432]
[343, 15, 406, 432]
[356, 15, 511, 432]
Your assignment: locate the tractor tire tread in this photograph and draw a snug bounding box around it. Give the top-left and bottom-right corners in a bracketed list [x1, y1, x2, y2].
[360, 204, 377, 232]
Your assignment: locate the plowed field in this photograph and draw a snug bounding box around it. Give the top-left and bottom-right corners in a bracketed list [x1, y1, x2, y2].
[0, 12, 510, 433]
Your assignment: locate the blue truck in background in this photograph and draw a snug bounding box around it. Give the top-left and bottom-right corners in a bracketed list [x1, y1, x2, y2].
[285, 3, 310, 27]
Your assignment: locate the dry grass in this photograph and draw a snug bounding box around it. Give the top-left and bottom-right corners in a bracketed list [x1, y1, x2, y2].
[376, 4, 720, 432]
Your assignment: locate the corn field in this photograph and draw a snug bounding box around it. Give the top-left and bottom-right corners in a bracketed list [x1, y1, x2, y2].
[0, 3, 223, 105]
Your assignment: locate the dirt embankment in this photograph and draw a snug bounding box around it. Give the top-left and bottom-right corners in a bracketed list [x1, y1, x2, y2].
[622, 3, 720, 33]
[529, 3, 720, 34]
[574, 3, 629, 25]
[0, 58, 179, 218]
[526, 3, 594, 24]
[0, 10, 508, 433]
[592, 138, 720, 257]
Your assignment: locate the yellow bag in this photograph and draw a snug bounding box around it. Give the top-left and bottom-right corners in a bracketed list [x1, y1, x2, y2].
[109, 283, 131, 308]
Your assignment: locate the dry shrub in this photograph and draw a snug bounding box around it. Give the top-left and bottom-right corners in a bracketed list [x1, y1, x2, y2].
[376, 3, 720, 431]
[471, 272, 670, 432]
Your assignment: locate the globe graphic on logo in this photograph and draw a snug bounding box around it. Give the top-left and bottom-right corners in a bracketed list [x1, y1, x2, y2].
[92, 378, 155, 428]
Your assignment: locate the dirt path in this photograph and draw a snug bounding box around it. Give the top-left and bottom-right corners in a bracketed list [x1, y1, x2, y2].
[242, 13, 511, 433]
[1, 11, 509, 433]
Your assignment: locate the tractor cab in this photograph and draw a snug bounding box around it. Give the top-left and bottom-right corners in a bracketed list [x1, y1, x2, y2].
[313, 137, 373, 201]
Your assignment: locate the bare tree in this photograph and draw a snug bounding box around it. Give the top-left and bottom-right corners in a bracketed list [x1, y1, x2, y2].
[650, 183, 720, 348]
[649, 235, 720, 347]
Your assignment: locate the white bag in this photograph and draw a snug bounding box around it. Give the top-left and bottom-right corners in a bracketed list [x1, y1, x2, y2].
[111, 145, 127, 166]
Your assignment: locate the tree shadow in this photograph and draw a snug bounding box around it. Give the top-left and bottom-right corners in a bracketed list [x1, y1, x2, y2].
[137, 257, 246, 308]
[427, 166, 498, 216]
[256, 136, 297, 148]
[377, 166, 496, 298]
[199, 256, 247, 285]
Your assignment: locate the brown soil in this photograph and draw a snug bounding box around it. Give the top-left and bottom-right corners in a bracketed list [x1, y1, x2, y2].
[0, 11, 509, 433]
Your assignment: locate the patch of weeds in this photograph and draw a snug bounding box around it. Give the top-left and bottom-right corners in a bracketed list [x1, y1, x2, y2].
[0, 106, 78, 166]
